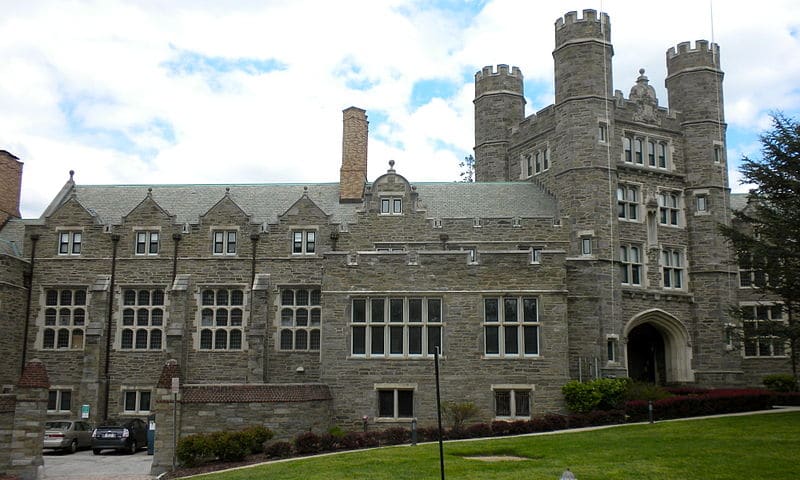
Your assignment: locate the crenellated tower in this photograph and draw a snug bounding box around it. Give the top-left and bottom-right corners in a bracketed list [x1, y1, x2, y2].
[551, 9, 614, 254]
[550, 10, 622, 380]
[666, 41, 737, 382]
[473, 64, 525, 182]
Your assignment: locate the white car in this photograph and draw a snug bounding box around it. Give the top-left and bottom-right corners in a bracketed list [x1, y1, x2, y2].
[43, 420, 93, 453]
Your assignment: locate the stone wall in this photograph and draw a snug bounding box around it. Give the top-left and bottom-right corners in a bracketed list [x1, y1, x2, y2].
[150, 361, 332, 476]
[0, 360, 49, 480]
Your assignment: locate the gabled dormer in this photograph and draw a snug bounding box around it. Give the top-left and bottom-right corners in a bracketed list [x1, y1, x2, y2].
[199, 189, 251, 257]
[120, 189, 177, 257]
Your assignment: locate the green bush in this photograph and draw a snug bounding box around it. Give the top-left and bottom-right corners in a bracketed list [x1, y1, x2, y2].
[562, 378, 631, 413]
[594, 377, 631, 410]
[562, 380, 603, 413]
[209, 431, 251, 462]
[176, 433, 214, 467]
[177, 426, 273, 467]
[763, 374, 798, 392]
[239, 425, 274, 454]
[442, 401, 481, 431]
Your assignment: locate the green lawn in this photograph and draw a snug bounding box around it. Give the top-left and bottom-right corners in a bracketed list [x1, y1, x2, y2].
[189, 411, 800, 480]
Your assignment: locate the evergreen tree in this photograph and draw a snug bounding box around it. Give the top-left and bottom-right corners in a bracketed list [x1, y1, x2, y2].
[720, 113, 800, 378]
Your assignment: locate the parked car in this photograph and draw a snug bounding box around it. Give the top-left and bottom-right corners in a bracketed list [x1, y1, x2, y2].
[43, 420, 93, 453]
[91, 418, 148, 454]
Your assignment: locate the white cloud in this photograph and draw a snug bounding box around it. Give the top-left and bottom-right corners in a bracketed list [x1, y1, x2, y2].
[1, 0, 798, 218]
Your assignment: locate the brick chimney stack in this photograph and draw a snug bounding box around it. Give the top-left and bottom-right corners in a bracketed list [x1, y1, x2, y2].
[339, 107, 368, 203]
[0, 150, 23, 226]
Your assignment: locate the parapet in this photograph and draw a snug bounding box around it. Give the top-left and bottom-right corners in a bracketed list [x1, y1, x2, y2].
[555, 9, 610, 48]
[474, 64, 524, 98]
[667, 40, 721, 73]
[474, 64, 523, 81]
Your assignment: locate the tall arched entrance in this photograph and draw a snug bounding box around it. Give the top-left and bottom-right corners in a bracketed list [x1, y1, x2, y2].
[624, 309, 694, 384]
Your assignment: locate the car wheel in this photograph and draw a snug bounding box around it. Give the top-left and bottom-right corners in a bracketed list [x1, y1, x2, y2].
[92, 448, 101, 455]
[128, 440, 137, 454]
[68, 440, 77, 454]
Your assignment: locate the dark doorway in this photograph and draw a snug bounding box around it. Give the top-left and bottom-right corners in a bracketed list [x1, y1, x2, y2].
[627, 323, 667, 384]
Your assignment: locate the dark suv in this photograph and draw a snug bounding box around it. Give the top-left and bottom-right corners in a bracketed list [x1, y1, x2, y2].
[91, 418, 148, 454]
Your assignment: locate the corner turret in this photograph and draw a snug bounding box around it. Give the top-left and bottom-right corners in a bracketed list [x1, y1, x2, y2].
[666, 40, 723, 121]
[553, 9, 613, 103]
[473, 64, 525, 182]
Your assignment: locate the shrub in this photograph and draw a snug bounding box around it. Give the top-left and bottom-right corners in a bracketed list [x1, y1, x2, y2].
[763, 374, 799, 392]
[381, 427, 410, 445]
[626, 382, 672, 402]
[293, 431, 322, 455]
[239, 425, 274, 454]
[318, 432, 340, 452]
[562, 380, 602, 413]
[416, 426, 442, 443]
[362, 431, 382, 448]
[328, 425, 346, 438]
[264, 440, 292, 459]
[442, 401, 481, 431]
[594, 378, 631, 410]
[562, 378, 632, 413]
[462, 422, 492, 439]
[176, 433, 214, 467]
[339, 431, 365, 450]
[209, 431, 251, 462]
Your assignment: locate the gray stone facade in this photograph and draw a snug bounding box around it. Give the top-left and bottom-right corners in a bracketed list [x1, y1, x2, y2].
[0, 9, 792, 470]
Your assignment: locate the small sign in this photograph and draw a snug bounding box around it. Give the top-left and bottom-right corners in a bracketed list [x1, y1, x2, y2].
[80, 404, 90, 419]
[171, 377, 180, 394]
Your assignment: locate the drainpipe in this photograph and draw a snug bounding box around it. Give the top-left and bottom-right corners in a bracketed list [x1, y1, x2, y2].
[171, 233, 182, 284]
[250, 233, 259, 383]
[20, 233, 39, 376]
[102, 233, 120, 421]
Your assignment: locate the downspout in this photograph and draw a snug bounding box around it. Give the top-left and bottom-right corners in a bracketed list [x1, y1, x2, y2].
[171, 233, 182, 284]
[250, 233, 259, 383]
[102, 233, 120, 421]
[20, 233, 39, 376]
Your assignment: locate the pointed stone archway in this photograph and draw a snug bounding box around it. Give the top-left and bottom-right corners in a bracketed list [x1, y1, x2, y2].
[623, 309, 694, 384]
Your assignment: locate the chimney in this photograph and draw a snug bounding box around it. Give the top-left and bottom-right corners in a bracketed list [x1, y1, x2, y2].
[0, 150, 23, 226]
[339, 107, 368, 203]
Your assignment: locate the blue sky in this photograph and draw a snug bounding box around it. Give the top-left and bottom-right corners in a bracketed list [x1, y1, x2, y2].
[1, 0, 799, 218]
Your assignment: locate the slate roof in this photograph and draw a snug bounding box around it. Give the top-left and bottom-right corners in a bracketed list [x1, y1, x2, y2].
[730, 193, 749, 212]
[39, 181, 557, 226]
[180, 384, 332, 403]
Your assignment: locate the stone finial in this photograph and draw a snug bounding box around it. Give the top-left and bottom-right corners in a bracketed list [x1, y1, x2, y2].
[388, 159, 396, 173]
[629, 68, 657, 105]
[17, 359, 50, 389]
[69, 170, 75, 181]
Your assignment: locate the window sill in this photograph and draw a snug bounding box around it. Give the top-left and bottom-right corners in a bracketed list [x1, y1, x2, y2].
[481, 354, 541, 360]
[375, 417, 415, 423]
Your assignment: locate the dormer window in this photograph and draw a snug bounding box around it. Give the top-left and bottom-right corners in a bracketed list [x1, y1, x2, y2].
[58, 230, 82, 255]
[135, 231, 159, 256]
[292, 230, 317, 255]
[212, 230, 237, 255]
[380, 197, 402, 215]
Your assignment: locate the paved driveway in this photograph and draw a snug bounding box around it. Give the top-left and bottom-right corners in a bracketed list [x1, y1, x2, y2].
[42, 448, 155, 480]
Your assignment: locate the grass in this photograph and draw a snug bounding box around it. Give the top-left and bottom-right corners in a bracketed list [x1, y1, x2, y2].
[188, 411, 800, 480]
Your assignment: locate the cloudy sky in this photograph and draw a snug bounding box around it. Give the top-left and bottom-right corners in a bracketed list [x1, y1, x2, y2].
[2, 0, 799, 219]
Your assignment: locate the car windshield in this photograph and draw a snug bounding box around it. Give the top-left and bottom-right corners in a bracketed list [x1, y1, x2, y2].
[44, 421, 71, 429]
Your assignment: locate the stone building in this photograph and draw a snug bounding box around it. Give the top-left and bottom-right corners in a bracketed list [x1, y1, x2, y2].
[0, 9, 790, 439]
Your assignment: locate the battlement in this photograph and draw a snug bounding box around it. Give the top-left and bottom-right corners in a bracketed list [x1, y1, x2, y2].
[474, 64, 524, 99]
[666, 40, 721, 72]
[555, 9, 610, 47]
[475, 64, 522, 81]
